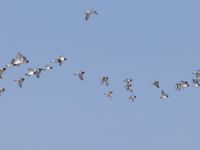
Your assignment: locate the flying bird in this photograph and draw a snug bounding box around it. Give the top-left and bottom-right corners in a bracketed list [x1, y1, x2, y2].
[192, 79, 200, 87]
[160, 90, 169, 99]
[125, 83, 133, 92]
[15, 78, 25, 88]
[0, 67, 6, 79]
[74, 71, 85, 80]
[35, 68, 43, 78]
[123, 78, 133, 84]
[175, 83, 184, 91]
[43, 64, 53, 71]
[100, 76, 109, 86]
[0, 88, 5, 96]
[175, 81, 189, 91]
[104, 91, 113, 100]
[6, 52, 29, 67]
[52, 56, 67, 66]
[128, 95, 137, 102]
[85, 9, 98, 21]
[180, 80, 189, 88]
[25, 68, 36, 77]
[192, 70, 200, 80]
[152, 80, 160, 88]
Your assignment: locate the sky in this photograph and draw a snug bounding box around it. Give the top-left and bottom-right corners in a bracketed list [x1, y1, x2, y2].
[0, 0, 200, 149]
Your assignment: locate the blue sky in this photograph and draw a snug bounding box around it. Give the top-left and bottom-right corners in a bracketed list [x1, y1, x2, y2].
[0, 0, 200, 149]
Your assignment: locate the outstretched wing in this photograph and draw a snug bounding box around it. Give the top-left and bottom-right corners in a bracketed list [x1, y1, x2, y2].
[85, 13, 90, 21]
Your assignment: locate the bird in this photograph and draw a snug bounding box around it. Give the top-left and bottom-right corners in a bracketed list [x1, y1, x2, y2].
[175, 81, 189, 91]
[14, 78, 25, 88]
[100, 76, 109, 86]
[25, 68, 35, 77]
[35, 68, 43, 78]
[0, 88, 5, 96]
[191, 79, 200, 87]
[125, 83, 133, 92]
[43, 64, 53, 71]
[193, 70, 200, 80]
[152, 80, 160, 88]
[175, 83, 184, 91]
[123, 78, 133, 84]
[104, 91, 113, 100]
[6, 52, 29, 67]
[74, 71, 85, 80]
[0, 67, 6, 79]
[160, 90, 169, 99]
[52, 56, 67, 66]
[180, 80, 189, 88]
[85, 9, 98, 21]
[128, 95, 137, 102]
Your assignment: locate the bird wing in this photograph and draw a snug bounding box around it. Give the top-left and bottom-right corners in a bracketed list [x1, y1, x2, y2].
[78, 73, 84, 80]
[18, 80, 23, 88]
[85, 13, 90, 21]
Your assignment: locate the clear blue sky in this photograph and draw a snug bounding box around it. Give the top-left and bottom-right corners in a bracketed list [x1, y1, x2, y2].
[0, 0, 200, 149]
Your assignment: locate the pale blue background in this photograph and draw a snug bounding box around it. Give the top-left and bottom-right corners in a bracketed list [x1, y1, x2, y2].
[0, 0, 200, 149]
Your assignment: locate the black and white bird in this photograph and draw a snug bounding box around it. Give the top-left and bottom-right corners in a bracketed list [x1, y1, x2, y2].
[192, 79, 200, 87]
[104, 91, 113, 100]
[100, 76, 109, 86]
[0, 88, 5, 96]
[160, 90, 169, 99]
[192, 70, 200, 80]
[125, 83, 133, 92]
[180, 80, 189, 88]
[85, 9, 98, 21]
[152, 80, 160, 88]
[35, 68, 43, 78]
[15, 78, 25, 88]
[43, 64, 53, 71]
[128, 95, 137, 102]
[52, 56, 67, 66]
[123, 78, 133, 84]
[0, 67, 6, 79]
[74, 71, 85, 80]
[175, 83, 184, 91]
[25, 68, 36, 77]
[175, 81, 189, 91]
[6, 52, 29, 67]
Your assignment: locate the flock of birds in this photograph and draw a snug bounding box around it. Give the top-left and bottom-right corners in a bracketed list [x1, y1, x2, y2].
[0, 50, 200, 101]
[0, 9, 200, 102]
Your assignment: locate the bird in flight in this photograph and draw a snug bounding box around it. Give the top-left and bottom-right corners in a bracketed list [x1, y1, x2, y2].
[152, 80, 160, 88]
[85, 9, 98, 21]
[74, 71, 85, 81]
[0, 88, 5, 96]
[52, 56, 67, 66]
[128, 95, 137, 102]
[6, 52, 29, 67]
[104, 91, 113, 100]
[100, 76, 109, 86]
[15, 78, 25, 88]
[0, 67, 6, 79]
[160, 90, 169, 99]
